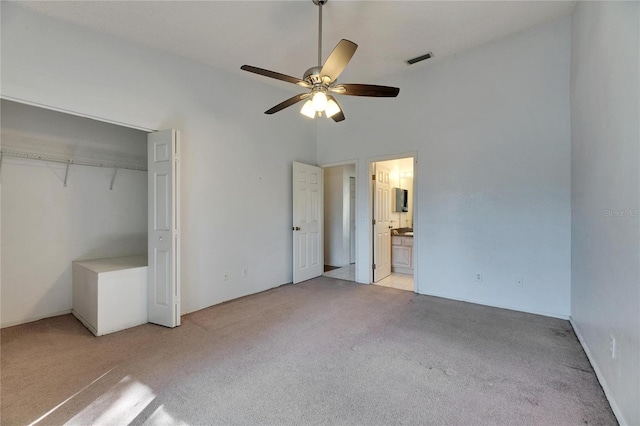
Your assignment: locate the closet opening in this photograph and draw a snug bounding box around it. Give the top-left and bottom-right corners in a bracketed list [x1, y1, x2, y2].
[0, 99, 166, 333]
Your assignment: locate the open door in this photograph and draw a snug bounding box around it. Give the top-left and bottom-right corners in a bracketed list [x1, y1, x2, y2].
[148, 130, 180, 328]
[349, 176, 356, 264]
[293, 162, 323, 284]
[373, 163, 392, 282]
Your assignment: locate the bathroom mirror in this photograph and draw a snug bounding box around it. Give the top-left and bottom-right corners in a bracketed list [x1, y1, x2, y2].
[394, 188, 409, 212]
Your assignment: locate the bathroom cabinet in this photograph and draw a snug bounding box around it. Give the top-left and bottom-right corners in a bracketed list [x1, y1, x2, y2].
[392, 236, 413, 274]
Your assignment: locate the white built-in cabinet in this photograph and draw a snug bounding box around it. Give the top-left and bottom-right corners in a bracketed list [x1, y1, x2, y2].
[391, 236, 413, 274]
[72, 255, 148, 336]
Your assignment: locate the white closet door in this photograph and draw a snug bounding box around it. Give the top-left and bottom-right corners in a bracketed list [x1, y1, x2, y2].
[292, 162, 323, 284]
[148, 130, 180, 328]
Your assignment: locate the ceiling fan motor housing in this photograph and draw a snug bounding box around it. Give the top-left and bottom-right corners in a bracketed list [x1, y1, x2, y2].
[303, 66, 324, 85]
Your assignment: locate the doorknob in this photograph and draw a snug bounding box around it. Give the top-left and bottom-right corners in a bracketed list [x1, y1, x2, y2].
[292, 226, 301, 231]
[388, 226, 393, 229]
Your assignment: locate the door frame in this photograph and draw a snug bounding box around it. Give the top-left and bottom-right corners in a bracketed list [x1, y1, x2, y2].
[367, 152, 419, 292]
[319, 160, 358, 280]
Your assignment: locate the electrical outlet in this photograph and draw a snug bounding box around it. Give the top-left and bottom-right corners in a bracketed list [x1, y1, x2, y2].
[242, 267, 248, 277]
[475, 272, 483, 283]
[515, 275, 524, 288]
[223, 272, 229, 281]
[609, 335, 616, 359]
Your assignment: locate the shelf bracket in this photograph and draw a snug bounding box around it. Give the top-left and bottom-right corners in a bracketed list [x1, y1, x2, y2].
[63, 162, 71, 187]
[110, 168, 119, 190]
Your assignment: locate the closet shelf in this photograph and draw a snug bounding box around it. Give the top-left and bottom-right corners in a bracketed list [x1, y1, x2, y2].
[0, 149, 147, 171]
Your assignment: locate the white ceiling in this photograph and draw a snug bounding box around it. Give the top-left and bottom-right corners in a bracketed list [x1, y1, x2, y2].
[17, 1, 575, 86]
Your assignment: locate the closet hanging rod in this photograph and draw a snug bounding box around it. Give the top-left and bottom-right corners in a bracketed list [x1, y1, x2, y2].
[0, 149, 148, 172]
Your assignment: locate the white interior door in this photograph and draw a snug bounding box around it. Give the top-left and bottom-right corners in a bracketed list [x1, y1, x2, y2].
[349, 176, 356, 264]
[148, 130, 180, 328]
[293, 162, 323, 284]
[373, 164, 392, 282]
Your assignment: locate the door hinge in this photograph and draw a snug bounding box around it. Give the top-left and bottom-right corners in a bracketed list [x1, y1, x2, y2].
[372, 219, 376, 225]
[372, 264, 376, 270]
[372, 174, 376, 181]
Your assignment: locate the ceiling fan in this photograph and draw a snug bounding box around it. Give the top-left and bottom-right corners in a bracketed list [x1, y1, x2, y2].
[240, 0, 399, 123]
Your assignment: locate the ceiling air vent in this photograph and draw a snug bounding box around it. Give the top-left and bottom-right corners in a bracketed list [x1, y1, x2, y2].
[405, 52, 433, 65]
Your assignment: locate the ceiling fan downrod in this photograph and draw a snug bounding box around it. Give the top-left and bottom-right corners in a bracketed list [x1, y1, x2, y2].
[313, 0, 328, 67]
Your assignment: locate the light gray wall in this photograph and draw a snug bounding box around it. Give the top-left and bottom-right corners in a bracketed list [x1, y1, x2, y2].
[318, 18, 572, 318]
[570, 2, 640, 425]
[1, 3, 316, 317]
[1, 100, 148, 326]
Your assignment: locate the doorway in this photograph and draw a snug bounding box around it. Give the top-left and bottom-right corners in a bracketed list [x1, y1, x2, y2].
[371, 156, 415, 291]
[322, 163, 356, 282]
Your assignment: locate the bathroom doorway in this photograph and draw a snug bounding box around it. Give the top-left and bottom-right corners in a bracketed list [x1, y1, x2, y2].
[371, 156, 415, 291]
[322, 163, 356, 282]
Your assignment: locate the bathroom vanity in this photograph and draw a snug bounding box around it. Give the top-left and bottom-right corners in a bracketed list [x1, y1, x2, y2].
[391, 231, 413, 274]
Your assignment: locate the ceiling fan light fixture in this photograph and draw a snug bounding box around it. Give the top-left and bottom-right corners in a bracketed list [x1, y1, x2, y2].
[325, 98, 341, 118]
[300, 100, 316, 118]
[240, 0, 399, 122]
[312, 91, 328, 111]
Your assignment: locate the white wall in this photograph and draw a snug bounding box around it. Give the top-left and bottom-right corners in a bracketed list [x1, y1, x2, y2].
[1, 3, 316, 317]
[318, 18, 572, 318]
[570, 2, 640, 425]
[1, 101, 148, 327]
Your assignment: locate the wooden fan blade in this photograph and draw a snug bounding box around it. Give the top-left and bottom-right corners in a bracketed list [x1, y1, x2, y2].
[320, 39, 358, 82]
[265, 93, 310, 115]
[327, 95, 345, 122]
[241, 65, 310, 88]
[337, 84, 400, 97]
[331, 110, 345, 122]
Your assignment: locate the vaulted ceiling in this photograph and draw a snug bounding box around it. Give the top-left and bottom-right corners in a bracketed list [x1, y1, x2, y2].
[17, 1, 575, 86]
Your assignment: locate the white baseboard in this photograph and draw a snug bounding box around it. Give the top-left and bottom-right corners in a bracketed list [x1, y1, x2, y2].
[1, 309, 72, 329]
[418, 290, 570, 320]
[569, 318, 627, 426]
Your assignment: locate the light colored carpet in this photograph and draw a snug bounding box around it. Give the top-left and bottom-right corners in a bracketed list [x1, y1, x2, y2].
[1, 277, 615, 425]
